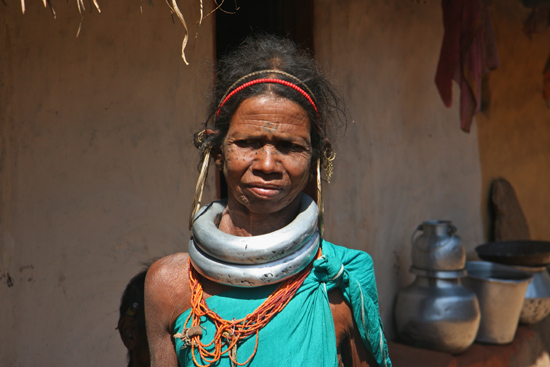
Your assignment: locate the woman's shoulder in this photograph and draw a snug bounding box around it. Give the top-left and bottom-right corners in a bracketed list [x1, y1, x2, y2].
[150, 252, 189, 269]
[145, 252, 195, 330]
[321, 239, 374, 267]
[145, 252, 191, 323]
[146, 252, 190, 290]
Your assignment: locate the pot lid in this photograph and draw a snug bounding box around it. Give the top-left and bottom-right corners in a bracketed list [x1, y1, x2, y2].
[475, 240, 550, 266]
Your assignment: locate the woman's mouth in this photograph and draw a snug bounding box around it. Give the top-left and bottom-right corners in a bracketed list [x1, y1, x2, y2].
[247, 185, 282, 198]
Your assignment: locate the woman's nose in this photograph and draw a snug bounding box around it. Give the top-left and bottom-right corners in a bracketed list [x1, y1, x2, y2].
[254, 145, 279, 173]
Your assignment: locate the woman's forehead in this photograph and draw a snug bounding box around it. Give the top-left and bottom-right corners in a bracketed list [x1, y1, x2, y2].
[228, 95, 311, 136]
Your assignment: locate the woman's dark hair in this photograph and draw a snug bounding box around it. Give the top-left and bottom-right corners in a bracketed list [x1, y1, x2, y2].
[195, 34, 347, 174]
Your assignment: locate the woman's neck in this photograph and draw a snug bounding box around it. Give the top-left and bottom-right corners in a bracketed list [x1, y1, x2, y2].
[217, 198, 301, 236]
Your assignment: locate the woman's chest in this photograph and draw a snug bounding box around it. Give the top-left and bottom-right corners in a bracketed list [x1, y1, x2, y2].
[174, 280, 345, 366]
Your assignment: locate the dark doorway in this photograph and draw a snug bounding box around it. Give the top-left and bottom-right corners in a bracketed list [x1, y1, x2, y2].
[215, 0, 314, 59]
[214, 0, 314, 199]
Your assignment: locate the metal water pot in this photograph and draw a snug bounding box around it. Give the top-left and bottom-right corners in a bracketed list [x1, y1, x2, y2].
[395, 268, 480, 354]
[411, 220, 465, 271]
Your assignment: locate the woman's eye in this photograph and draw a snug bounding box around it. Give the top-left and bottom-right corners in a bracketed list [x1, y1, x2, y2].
[236, 140, 261, 148]
[279, 141, 303, 152]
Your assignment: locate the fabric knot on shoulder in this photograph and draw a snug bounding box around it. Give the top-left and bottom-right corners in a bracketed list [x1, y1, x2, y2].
[313, 254, 345, 283]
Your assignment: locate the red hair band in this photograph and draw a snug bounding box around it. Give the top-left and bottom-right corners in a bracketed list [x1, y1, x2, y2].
[216, 78, 318, 117]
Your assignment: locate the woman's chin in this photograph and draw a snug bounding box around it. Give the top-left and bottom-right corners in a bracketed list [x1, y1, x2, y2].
[240, 194, 302, 218]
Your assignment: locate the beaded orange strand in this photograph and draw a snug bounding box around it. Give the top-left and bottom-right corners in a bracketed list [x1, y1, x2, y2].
[184, 258, 315, 367]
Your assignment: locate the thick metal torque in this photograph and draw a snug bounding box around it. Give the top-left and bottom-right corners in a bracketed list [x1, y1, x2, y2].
[191, 194, 318, 264]
[189, 230, 320, 287]
[188, 193, 320, 287]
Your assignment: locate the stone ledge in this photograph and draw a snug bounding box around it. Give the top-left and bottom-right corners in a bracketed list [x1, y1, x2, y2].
[388, 326, 550, 367]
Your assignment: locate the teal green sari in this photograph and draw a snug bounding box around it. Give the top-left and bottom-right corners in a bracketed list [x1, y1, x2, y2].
[174, 240, 391, 367]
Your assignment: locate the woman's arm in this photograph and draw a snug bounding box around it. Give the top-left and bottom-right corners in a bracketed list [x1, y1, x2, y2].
[145, 254, 190, 367]
[341, 315, 379, 367]
[330, 289, 376, 367]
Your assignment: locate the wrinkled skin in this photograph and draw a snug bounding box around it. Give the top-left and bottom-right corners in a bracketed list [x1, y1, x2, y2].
[216, 94, 313, 236]
[145, 94, 374, 366]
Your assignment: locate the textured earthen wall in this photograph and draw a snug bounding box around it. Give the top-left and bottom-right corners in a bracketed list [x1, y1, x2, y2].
[314, 0, 485, 335]
[0, 1, 214, 365]
[477, 0, 550, 242]
[314, 0, 550, 342]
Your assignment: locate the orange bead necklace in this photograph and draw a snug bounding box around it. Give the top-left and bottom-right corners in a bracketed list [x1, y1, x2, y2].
[183, 257, 315, 367]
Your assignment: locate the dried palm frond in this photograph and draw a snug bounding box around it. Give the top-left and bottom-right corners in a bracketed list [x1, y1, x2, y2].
[165, 0, 190, 65]
[92, 0, 101, 13]
[75, 0, 101, 37]
[46, 0, 56, 18]
[18, 0, 231, 65]
[76, 0, 101, 15]
[20, 0, 100, 15]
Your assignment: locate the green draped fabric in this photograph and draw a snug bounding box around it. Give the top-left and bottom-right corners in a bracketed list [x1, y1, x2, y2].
[174, 239, 391, 367]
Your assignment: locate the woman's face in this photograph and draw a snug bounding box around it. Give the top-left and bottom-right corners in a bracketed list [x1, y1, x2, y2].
[218, 93, 313, 216]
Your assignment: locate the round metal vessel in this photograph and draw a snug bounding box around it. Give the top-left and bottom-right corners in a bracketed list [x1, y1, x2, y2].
[411, 220, 465, 271]
[395, 270, 480, 354]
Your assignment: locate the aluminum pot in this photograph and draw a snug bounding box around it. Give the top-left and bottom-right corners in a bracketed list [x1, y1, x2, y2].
[511, 265, 550, 324]
[463, 261, 532, 344]
[411, 220, 465, 271]
[395, 268, 480, 354]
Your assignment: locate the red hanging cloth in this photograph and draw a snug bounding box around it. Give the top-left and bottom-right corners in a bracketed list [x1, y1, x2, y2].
[435, 0, 499, 132]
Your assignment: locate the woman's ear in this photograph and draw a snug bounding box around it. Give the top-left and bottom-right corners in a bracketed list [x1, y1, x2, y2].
[117, 316, 138, 350]
[214, 149, 224, 171]
[203, 129, 223, 170]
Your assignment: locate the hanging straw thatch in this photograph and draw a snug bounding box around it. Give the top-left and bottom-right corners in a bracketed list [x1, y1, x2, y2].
[18, 0, 236, 64]
[20, 0, 101, 20]
[163, 0, 235, 64]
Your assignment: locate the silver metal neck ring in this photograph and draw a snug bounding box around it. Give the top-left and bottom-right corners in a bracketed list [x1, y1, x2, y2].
[189, 193, 319, 287]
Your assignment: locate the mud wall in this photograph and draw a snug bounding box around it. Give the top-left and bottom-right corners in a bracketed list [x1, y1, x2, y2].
[313, 0, 550, 336]
[476, 1, 550, 242]
[0, 1, 215, 365]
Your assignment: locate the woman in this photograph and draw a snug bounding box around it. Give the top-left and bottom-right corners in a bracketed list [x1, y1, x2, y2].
[145, 35, 391, 367]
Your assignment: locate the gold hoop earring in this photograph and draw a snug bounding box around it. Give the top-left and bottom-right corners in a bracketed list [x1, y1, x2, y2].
[317, 159, 324, 236]
[189, 146, 212, 230]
